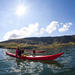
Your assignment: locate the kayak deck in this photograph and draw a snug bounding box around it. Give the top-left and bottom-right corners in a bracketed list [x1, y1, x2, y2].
[6, 52, 64, 60]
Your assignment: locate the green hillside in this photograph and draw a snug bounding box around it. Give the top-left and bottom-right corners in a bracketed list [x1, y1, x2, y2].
[0, 35, 75, 50]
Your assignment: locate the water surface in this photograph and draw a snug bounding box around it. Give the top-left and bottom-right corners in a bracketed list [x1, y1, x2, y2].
[0, 46, 75, 75]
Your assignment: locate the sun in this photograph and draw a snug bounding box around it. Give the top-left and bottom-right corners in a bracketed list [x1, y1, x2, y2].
[16, 5, 26, 16]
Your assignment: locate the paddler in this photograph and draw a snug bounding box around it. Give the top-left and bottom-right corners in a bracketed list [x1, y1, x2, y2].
[33, 50, 36, 56]
[16, 46, 22, 57]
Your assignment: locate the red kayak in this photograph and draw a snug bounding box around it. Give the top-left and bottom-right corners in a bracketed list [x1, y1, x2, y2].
[6, 52, 64, 61]
[25, 50, 46, 53]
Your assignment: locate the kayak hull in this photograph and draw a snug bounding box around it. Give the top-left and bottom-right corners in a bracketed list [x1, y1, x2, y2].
[6, 52, 64, 60]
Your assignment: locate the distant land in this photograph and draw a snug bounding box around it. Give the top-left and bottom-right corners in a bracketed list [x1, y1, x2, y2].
[0, 35, 75, 50]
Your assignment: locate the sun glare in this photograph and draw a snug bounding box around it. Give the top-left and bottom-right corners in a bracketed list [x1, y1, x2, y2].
[16, 5, 26, 16]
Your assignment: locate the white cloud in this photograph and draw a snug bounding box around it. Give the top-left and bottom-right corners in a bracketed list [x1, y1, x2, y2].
[58, 22, 72, 32]
[45, 21, 59, 33]
[3, 21, 72, 40]
[3, 23, 39, 40]
[40, 28, 45, 34]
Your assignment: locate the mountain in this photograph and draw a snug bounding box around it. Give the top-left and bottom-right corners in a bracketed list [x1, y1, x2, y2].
[1, 35, 75, 44]
[0, 35, 75, 49]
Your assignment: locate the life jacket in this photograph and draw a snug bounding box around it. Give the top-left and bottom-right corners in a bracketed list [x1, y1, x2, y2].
[16, 49, 21, 56]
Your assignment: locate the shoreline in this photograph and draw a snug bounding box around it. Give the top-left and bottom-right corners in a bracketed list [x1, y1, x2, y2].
[0, 43, 75, 50]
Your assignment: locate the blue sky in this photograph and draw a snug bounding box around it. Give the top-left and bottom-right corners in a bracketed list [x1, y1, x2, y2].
[0, 0, 75, 41]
